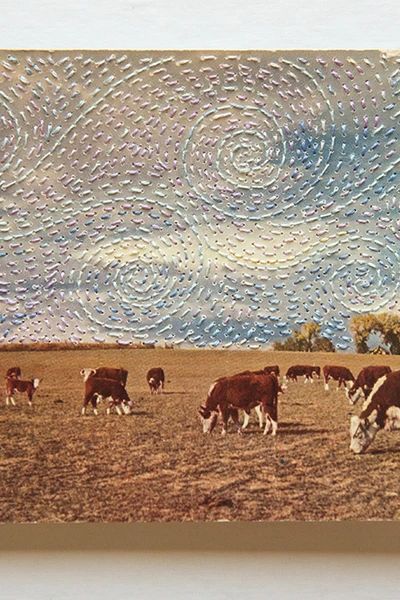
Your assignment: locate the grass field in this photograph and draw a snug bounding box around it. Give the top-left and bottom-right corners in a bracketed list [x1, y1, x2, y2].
[1, 348, 400, 522]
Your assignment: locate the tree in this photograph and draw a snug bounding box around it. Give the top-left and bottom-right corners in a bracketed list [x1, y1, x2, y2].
[273, 322, 335, 352]
[312, 336, 336, 353]
[350, 312, 400, 355]
[376, 312, 400, 355]
[349, 314, 378, 354]
[299, 322, 321, 352]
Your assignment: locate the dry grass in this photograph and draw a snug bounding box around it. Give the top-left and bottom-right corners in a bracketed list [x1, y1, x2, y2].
[0, 348, 400, 522]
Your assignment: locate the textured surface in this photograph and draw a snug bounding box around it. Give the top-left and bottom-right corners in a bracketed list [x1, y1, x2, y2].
[2, 347, 400, 522]
[0, 51, 399, 348]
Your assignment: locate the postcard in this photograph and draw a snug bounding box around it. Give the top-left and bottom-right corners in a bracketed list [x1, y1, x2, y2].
[0, 50, 399, 521]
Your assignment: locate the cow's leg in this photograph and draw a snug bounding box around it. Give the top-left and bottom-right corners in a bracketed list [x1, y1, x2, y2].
[230, 408, 242, 434]
[263, 414, 271, 435]
[270, 416, 278, 436]
[324, 377, 329, 391]
[242, 411, 250, 429]
[115, 404, 122, 416]
[10, 395, 16, 406]
[255, 404, 264, 429]
[82, 393, 93, 416]
[304, 376, 308, 384]
[337, 379, 343, 390]
[92, 396, 99, 416]
[220, 408, 229, 436]
[5, 395, 10, 406]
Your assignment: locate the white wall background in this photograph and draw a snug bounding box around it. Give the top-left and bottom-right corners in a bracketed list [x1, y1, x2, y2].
[1, 1, 400, 598]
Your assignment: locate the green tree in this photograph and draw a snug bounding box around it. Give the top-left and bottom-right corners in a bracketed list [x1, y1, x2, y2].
[349, 314, 378, 353]
[350, 312, 400, 354]
[273, 322, 335, 352]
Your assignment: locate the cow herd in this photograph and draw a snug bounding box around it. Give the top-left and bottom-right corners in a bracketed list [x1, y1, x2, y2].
[3, 361, 400, 454]
[199, 363, 400, 454]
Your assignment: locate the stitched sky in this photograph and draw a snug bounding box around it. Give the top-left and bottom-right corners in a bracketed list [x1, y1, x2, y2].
[0, 51, 399, 349]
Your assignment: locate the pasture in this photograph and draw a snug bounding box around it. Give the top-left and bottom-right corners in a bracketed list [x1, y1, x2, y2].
[0, 348, 400, 522]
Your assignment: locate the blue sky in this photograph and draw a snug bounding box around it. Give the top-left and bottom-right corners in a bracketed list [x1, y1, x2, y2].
[0, 51, 399, 349]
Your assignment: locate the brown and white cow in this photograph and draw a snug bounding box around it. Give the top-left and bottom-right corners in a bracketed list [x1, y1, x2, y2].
[5, 377, 40, 407]
[346, 365, 392, 405]
[350, 370, 400, 454]
[227, 370, 285, 429]
[323, 365, 355, 391]
[285, 365, 320, 383]
[80, 367, 128, 387]
[146, 367, 165, 394]
[199, 372, 279, 436]
[81, 377, 134, 416]
[6, 367, 21, 379]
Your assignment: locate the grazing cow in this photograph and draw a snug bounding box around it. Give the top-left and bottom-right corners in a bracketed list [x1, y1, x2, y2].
[5, 377, 40, 407]
[6, 367, 21, 379]
[146, 367, 165, 394]
[285, 365, 320, 383]
[199, 372, 279, 436]
[82, 377, 134, 416]
[323, 365, 355, 391]
[346, 366, 392, 405]
[350, 370, 400, 454]
[228, 370, 285, 428]
[80, 367, 128, 387]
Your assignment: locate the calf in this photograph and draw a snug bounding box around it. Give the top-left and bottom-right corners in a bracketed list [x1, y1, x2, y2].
[346, 366, 392, 405]
[323, 365, 354, 391]
[5, 377, 40, 407]
[285, 365, 320, 383]
[6, 367, 21, 379]
[146, 367, 165, 394]
[199, 372, 279, 436]
[82, 377, 134, 416]
[80, 367, 128, 387]
[350, 370, 400, 454]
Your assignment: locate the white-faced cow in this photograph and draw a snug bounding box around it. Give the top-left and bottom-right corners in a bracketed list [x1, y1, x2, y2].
[5, 377, 41, 407]
[227, 370, 285, 429]
[346, 365, 392, 405]
[80, 367, 128, 387]
[350, 370, 400, 454]
[81, 377, 134, 416]
[285, 365, 320, 383]
[199, 372, 279, 436]
[146, 367, 165, 394]
[6, 367, 21, 379]
[323, 365, 355, 391]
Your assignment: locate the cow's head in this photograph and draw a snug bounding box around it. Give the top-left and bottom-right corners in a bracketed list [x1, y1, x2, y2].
[349, 415, 380, 454]
[122, 400, 134, 415]
[80, 368, 96, 382]
[199, 405, 218, 433]
[313, 366, 321, 378]
[346, 384, 364, 405]
[33, 378, 41, 389]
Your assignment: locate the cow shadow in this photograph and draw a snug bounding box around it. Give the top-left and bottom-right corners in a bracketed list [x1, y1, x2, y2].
[281, 427, 329, 436]
[368, 446, 400, 456]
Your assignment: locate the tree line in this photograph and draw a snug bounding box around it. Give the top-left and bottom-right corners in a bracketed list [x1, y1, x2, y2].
[273, 312, 400, 354]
